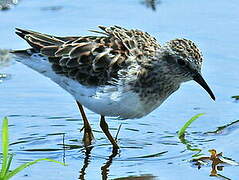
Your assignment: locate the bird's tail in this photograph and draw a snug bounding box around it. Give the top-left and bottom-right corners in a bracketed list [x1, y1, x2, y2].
[10, 49, 34, 59]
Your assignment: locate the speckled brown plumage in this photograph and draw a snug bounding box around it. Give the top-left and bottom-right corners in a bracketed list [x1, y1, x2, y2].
[15, 26, 161, 87]
[167, 38, 202, 65]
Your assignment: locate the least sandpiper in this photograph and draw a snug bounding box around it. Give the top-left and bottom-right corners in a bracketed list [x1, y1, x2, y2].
[12, 25, 215, 150]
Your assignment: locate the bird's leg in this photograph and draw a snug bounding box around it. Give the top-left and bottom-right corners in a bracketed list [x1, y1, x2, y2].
[100, 116, 120, 150]
[76, 101, 94, 146]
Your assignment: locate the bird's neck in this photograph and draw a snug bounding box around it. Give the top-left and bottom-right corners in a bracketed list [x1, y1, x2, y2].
[130, 61, 180, 105]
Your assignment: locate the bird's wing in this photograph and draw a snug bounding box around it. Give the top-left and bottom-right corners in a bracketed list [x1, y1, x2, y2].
[95, 25, 160, 57]
[14, 26, 160, 86]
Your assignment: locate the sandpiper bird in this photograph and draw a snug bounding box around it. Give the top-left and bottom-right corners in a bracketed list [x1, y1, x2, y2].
[12, 25, 215, 150]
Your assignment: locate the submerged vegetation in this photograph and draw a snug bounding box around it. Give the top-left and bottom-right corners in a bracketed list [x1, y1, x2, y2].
[192, 149, 238, 179]
[178, 113, 205, 139]
[231, 95, 239, 100]
[178, 114, 205, 157]
[0, 117, 65, 180]
[178, 115, 239, 179]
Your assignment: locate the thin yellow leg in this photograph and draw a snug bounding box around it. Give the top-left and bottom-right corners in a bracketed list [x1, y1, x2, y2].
[100, 116, 119, 150]
[76, 101, 94, 146]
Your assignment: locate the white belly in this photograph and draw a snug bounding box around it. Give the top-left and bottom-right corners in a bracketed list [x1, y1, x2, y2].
[60, 78, 148, 119]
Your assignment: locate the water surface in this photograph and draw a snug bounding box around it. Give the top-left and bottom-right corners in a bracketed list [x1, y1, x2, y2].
[0, 0, 239, 179]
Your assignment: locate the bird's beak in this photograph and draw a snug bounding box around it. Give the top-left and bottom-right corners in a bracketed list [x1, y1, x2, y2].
[193, 72, 215, 100]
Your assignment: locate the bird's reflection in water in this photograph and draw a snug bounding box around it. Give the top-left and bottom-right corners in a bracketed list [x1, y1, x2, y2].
[78, 147, 119, 180]
[78, 146, 94, 180]
[101, 149, 118, 180]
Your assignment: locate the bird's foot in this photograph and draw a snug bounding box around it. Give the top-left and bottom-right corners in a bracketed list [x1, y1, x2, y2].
[81, 126, 94, 147]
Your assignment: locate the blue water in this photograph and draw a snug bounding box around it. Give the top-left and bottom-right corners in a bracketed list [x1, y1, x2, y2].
[0, 0, 239, 179]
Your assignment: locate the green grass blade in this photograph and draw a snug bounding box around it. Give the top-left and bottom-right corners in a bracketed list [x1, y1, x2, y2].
[5, 158, 66, 179]
[178, 113, 205, 138]
[0, 117, 9, 178]
[5, 154, 13, 175]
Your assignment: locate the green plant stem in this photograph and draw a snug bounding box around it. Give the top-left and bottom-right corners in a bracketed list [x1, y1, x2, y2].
[0, 117, 9, 179]
[178, 113, 205, 138]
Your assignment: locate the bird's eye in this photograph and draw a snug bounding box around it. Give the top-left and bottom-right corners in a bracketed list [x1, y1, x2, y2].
[177, 58, 186, 66]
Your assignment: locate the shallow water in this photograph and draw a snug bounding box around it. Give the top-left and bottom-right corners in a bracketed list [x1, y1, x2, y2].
[0, 0, 239, 179]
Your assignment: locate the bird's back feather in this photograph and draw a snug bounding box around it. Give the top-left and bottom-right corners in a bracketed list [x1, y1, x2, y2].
[13, 26, 160, 87]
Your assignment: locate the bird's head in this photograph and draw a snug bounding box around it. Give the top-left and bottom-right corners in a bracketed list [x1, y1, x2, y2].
[159, 38, 215, 100]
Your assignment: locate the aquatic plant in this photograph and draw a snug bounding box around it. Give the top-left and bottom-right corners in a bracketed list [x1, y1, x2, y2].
[0, 117, 65, 180]
[192, 149, 238, 178]
[178, 113, 205, 138]
[232, 95, 239, 100]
